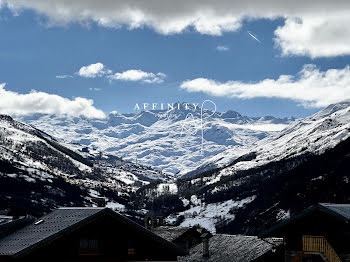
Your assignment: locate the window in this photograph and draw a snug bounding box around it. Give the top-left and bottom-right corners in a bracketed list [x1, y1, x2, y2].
[80, 239, 89, 249]
[79, 238, 101, 255]
[128, 239, 135, 255]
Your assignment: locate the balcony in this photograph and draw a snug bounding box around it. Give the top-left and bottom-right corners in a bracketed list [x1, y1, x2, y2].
[302, 235, 342, 262]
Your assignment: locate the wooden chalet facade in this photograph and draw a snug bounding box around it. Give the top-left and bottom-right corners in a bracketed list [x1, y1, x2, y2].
[0, 207, 187, 262]
[260, 203, 350, 262]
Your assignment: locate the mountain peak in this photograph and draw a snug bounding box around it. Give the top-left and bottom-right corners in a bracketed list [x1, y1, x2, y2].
[221, 110, 243, 119]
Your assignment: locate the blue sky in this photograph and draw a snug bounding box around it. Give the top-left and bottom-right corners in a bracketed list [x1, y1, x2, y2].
[1, 2, 350, 118]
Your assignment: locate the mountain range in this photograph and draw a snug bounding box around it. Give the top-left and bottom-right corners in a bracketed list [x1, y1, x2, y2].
[1, 101, 350, 235]
[170, 101, 350, 234]
[15, 104, 295, 176]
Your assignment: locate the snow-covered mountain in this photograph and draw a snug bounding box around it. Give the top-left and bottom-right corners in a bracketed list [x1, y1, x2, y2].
[172, 101, 350, 234]
[0, 114, 166, 216]
[192, 100, 350, 183]
[2, 101, 350, 233]
[15, 104, 295, 176]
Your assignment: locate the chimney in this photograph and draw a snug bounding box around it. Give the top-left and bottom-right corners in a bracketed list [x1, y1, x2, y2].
[201, 233, 210, 258]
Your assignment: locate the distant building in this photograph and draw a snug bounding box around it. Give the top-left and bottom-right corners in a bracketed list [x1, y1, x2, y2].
[179, 234, 283, 262]
[260, 203, 350, 262]
[145, 209, 164, 230]
[0, 207, 187, 262]
[153, 225, 204, 250]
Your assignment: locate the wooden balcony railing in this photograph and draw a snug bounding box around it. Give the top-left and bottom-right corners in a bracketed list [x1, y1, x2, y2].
[302, 235, 342, 262]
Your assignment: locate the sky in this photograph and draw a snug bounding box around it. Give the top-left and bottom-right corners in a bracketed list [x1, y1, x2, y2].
[1, 1, 350, 118]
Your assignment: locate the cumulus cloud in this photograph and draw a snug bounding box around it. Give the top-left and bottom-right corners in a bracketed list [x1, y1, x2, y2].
[180, 64, 350, 108]
[274, 14, 350, 58]
[2, 1, 350, 57]
[0, 83, 106, 118]
[108, 70, 166, 83]
[216, 45, 229, 51]
[77, 62, 111, 78]
[63, 63, 166, 84]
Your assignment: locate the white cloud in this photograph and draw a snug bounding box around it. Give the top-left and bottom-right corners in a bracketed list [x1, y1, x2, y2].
[274, 14, 350, 58]
[1, 1, 243, 36]
[216, 45, 229, 51]
[0, 83, 106, 118]
[64, 63, 166, 84]
[108, 70, 166, 83]
[56, 74, 73, 79]
[180, 64, 350, 108]
[77, 62, 111, 78]
[2, 1, 350, 57]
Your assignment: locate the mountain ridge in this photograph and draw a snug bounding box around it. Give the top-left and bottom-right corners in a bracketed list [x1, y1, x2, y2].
[167, 101, 350, 233]
[15, 105, 295, 176]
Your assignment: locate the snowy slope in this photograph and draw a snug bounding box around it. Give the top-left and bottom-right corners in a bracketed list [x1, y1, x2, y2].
[16, 104, 294, 176]
[173, 101, 350, 234]
[166, 195, 256, 233]
[0, 115, 168, 215]
[197, 101, 350, 186]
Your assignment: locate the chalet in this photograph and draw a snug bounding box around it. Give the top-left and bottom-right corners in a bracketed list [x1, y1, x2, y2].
[152, 225, 204, 250]
[179, 234, 283, 262]
[260, 203, 350, 262]
[145, 209, 164, 230]
[0, 207, 187, 262]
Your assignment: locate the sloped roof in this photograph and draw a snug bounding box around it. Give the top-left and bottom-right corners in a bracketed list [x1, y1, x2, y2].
[179, 234, 282, 262]
[0, 207, 187, 258]
[319, 203, 350, 220]
[152, 226, 193, 242]
[260, 203, 350, 238]
[0, 216, 35, 240]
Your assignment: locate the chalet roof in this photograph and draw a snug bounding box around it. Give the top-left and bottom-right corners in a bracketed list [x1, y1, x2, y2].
[0, 207, 187, 258]
[152, 226, 193, 242]
[179, 234, 283, 262]
[319, 203, 350, 220]
[0, 216, 35, 240]
[259, 203, 350, 238]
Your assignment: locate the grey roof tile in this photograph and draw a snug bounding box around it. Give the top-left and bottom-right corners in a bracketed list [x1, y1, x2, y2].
[152, 226, 192, 242]
[0, 207, 104, 256]
[319, 203, 350, 220]
[0, 207, 188, 258]
[179, 234, 282, 262]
